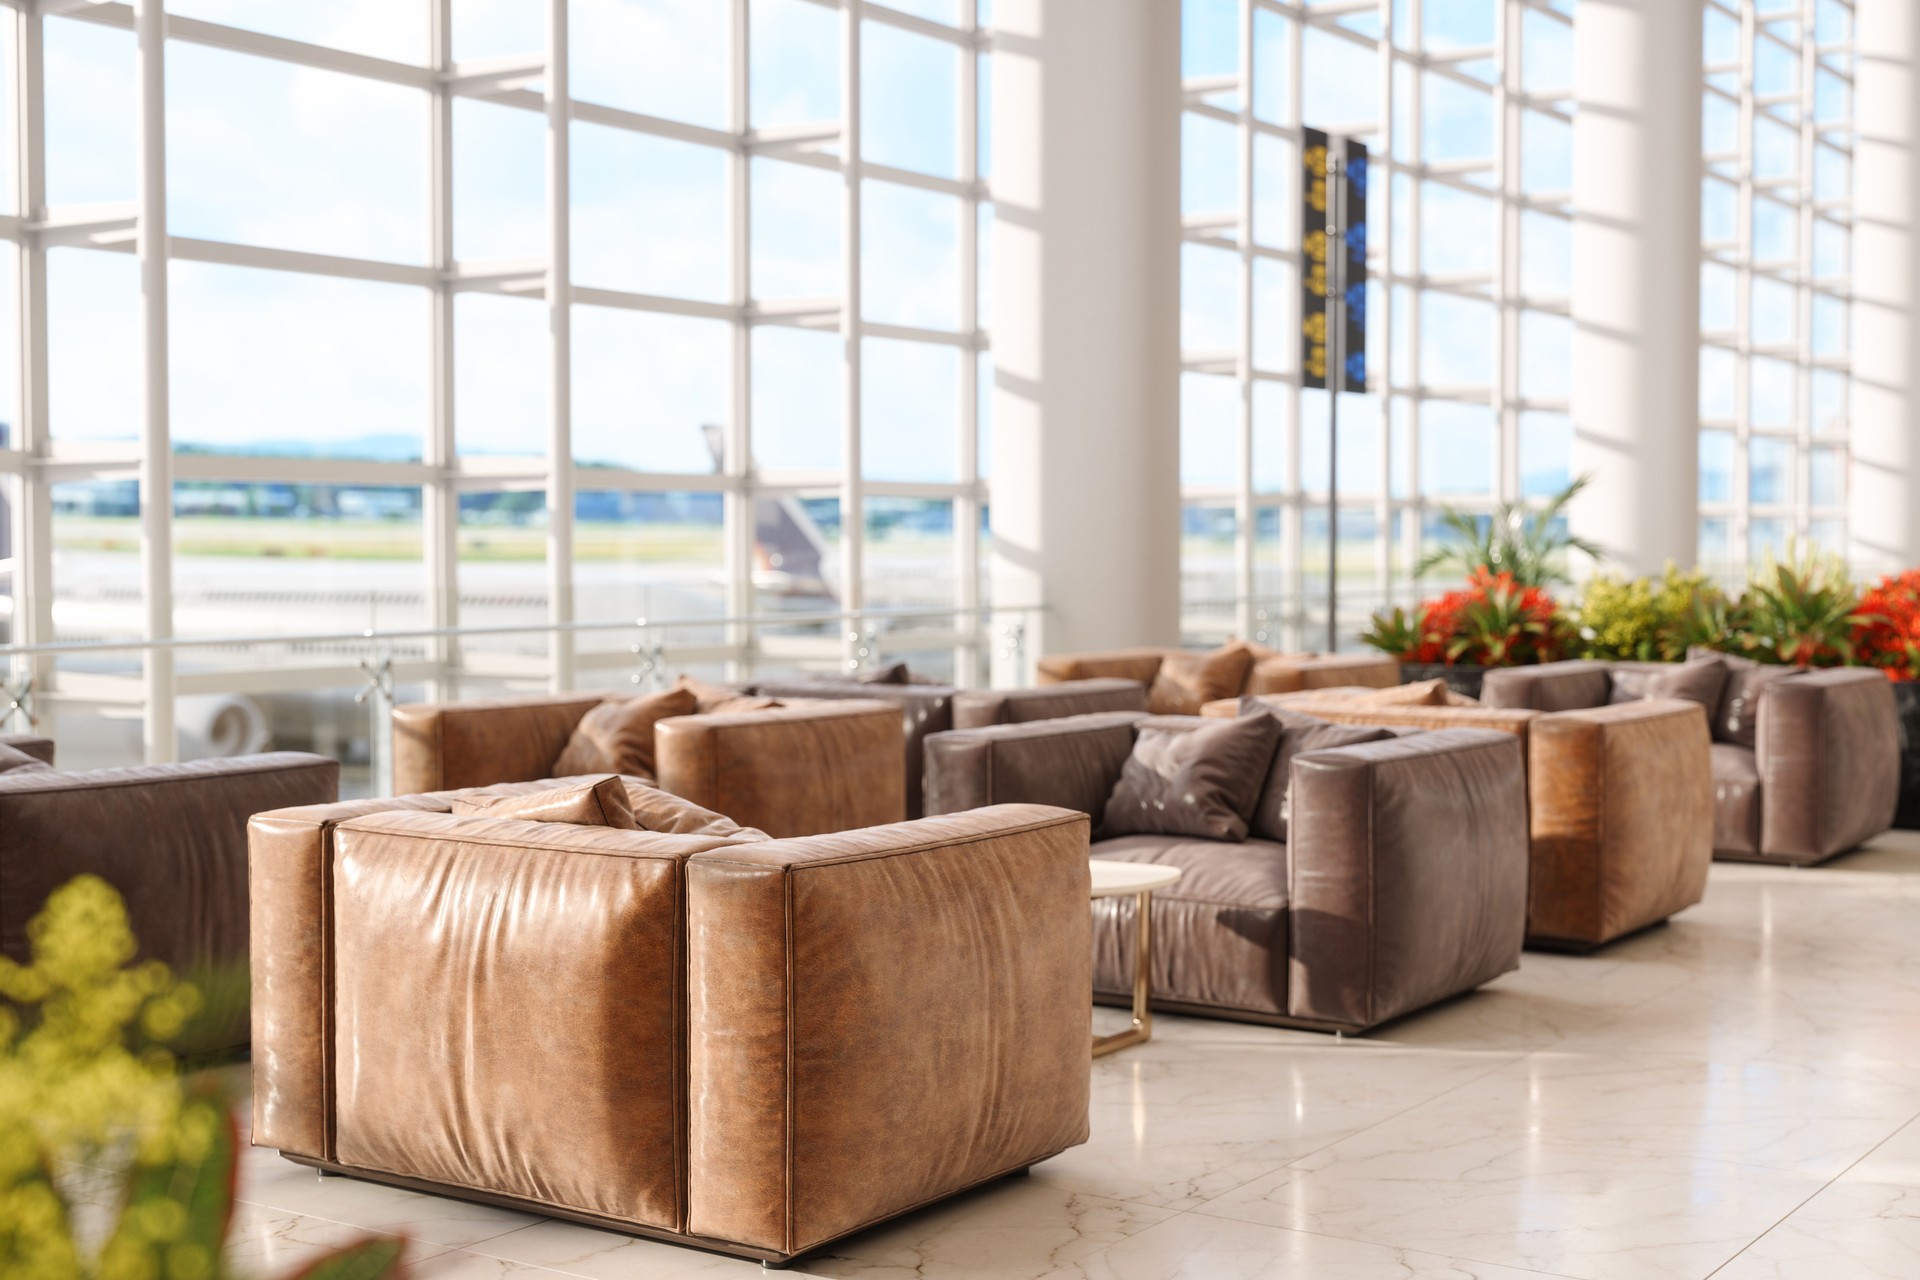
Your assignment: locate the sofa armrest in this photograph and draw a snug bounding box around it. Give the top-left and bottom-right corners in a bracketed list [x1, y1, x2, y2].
[391, 692, 605, 794]
[0, 733, 54, 766]
[922, 711, 1144, 816]
[951, 678, 1149, 729]
[1527, 700, 1712, 946]
[1480, 660, 1615, 711]
[1220, 694, 1538, 747]
[1756, 668, 1900, 861]
[655, 700, 905, 837]
[1035, 648, 1167, 686]
[1287, 729, 1528, 1029]
[684, 805, 1091, 1258]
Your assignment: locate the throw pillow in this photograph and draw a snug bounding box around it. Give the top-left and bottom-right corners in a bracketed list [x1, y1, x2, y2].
[1688, 648, 1797, 748]
[1610, 657, 1729, 714]
[1100, 712, 1282, 842]
[675, 674, 780, 715]
[0, 742, 51, 775]
[1250, 709, 1394, 843]
[857, 662, 911, 684]
[625, 782, 770, 840]
[549, 687, 697, 780]
[1147, 644, 1256, 715]
[452, 776, 640, 829]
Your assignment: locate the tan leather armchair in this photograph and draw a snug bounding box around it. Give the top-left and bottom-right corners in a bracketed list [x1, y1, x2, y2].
[391, 693, 904, 837]
[1224, 689, 1714, 951]
[249, 779, 1092, 1268]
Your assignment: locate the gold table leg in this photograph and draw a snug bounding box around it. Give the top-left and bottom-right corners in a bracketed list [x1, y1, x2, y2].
[1093, 889, 1153, 1057]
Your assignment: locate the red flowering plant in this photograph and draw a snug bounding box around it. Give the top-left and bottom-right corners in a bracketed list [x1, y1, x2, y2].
[1853, 569, 1920, 681]
[1362, 569, 1572, 667]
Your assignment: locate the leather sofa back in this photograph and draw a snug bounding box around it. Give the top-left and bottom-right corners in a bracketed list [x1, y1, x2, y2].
[923, 711, 1144, 817]
[393, 692, 606, 795]
[950, 678, 1149, 729]
[744, 680, 953, 819]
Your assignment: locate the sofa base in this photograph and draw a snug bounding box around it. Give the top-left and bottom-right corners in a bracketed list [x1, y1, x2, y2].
[273, 1150, 1049, 1268]
[1524, 916, 1671, 955]
[1712, 847, 1843, 868]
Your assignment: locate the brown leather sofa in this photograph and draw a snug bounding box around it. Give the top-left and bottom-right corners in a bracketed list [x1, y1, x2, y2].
[1218, 687, 1715, 951]
[1038, 644, 1398, 713]
[0, 732, 55, 765]
[924, 711, 1529, 1032]
[1, 748, 340, 1054]
[249, 777, 1092, 1267]
[735, 675, 1149, 818]
[1483, 659, 1898, 865]
[392, 693, 904, 837]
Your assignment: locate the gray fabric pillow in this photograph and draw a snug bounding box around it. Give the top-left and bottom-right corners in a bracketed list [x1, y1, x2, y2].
[1689, 648, 1798, 748]
[1250, 708, 1395, 843]
[1610, 656, 1729, 715]
[1100, 712, 1282, 843]
[0, 742, 51, 775]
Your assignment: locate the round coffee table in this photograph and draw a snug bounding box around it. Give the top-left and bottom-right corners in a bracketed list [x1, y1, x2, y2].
[1089, 859, 1183, 1057]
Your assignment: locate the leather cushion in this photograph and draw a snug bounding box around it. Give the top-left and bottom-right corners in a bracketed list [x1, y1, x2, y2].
[549, 687, 697, 780]
[452, 775, 640, 829]
[1101, 711, 1281, 842]
[0, 743, 51, 774]
[1250, 710, 1394, 843]
[1611, 657, 1729, 714]
[1352, 677, 1450, 706]
[675, 674, 780, 715]
[1147, 645, 1254, 715]
[1693, 650, 1799, 748]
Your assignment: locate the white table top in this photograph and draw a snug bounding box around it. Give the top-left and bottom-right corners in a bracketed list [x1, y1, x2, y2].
[1088, 859, 1184, 899]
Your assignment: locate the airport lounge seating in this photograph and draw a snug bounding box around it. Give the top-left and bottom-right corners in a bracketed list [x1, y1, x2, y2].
[1036, 643, 1399, 713]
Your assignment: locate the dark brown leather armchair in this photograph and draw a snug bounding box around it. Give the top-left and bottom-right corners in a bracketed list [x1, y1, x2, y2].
[1484, 660, 1898, 866]
[249, 778, 1092, 1267]
[391, 693, 905, 837]
[1, 750, 340, 1055]
[924, 712, 1530, 1032]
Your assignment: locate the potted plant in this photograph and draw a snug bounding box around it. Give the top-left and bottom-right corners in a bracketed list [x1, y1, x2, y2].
[1852, 568, 1920, 827]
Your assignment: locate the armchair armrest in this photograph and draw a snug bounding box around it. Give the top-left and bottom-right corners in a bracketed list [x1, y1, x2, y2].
[1756, 668, 1899, 861]
[655, 700, 906, 837]
[391, 691, 605, 794]
[951, 678, 1148, 729]
[1481, 660, 1615, 711]
[1287, 729, 1528, 1029]
[922, 711, 1144, 816]
[684, 805, 1091, 1257]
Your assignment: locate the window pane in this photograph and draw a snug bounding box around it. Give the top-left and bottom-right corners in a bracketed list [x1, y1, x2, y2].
[865, 497, 954, 611]
[752, 0, 838, 129]
[1423, 74, 1493, 166]
[863, 183, 960, 330]
[1699, 430, 1734, 503]
[576, 490, 727, 622]
[456, 293, 545, 458]
[1182, 373, 1236, 490]
[1184, 113, 1238, 216]
[1750, 356, 1795, 427]
[1422, 183, 1495, 276]
[1303, 25, 1376, 124]
[753, 158, 839, 299]
[863, 339, 958, 484]
[862, 23, 959, 179]
[753, 327, 840, 473]
[171, 0, 427, 64]
[1182, 242, 1237, 354]
[1420, 293, 1494, 386]
[573, 307, 728, 474]
[47, 17, 135, 208]
[1252, 257, 1297, 374]
[49, 249, 138, 444]
[573, 0, 726, 128]
[1519, 311, 1571, 403]
[1749, 436, 1793, 506]
[1809, 445, 1844, 508]
[454, 0, 544, 62]
[1700, 346, 1737, 421]
[573, 125, 728, 302]
[454, 97, 545, 262]
[1520, 410, 1571, 498]
[1419, 400, 1492, 496]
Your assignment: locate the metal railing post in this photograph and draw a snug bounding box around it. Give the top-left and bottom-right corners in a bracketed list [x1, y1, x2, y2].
[355, 640, 396, 797]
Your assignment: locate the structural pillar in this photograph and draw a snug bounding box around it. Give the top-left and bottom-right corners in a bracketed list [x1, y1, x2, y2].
[1570, 0, 1703, 578]
[1852, 0, 1920, 577]
[135, 0, 175, 761]
[989, 0, 1182, 675]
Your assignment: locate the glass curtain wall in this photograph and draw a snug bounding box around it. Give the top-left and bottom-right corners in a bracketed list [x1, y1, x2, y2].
[1177, 0, 1576, 649]
[1698, 0, 1853, 581]
[0, 0, 988, 772]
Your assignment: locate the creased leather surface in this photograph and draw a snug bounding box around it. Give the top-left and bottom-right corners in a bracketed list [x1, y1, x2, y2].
[745, 680, 954, 819]
[549, 688, 697, 781]
[0, 734, 55, 766]
[1481, 661, 1614, 712]
[393, 693, 606, 794]
[1088, 834, 1289, 1016]
[656, 701, 904, 837]
[1711, 743, 1762, 856]
[1287, 730, 1527, 1029]
[1148, 646, 1254, 715]
[1100, 714, 1281, 842]
[951, 678, 1149, 730]
[0, 753, 339, 1057]
[1036, 648, 1168, 687]
[1236, 695, 1538, 752]
[921, 712, 1143, 816]
[1527, 701, 1712, 946]
[450, 776, 639, 828]
[684, 806, 1091, 1254]
[330, 811, 747, 1230]
[1757, 669, 1899, 862]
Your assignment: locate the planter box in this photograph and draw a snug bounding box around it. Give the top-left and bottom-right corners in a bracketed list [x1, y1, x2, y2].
[1895, 682, 1920, 830]
[1400, 662, 1487, 700]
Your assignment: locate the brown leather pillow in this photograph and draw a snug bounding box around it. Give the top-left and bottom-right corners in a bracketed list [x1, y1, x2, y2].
[1250, 709, 1395, 843]
[675, 674, 779, 715]
[1610, 658, 1729, 715]
[1689, 649, 1797, 748]
[1100, 712, 1282, 842]
[451, 776, 639, 829]
[1147, 644, 1255, 715]
[0, 742, 51, 775]
[550, 687, 697, 779]
[623, 781, 769, 840]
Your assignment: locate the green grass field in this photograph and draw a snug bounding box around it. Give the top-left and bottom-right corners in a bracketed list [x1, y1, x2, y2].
[54, 516, 729, 563]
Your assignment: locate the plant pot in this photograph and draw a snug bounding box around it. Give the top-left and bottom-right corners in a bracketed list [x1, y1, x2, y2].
[1893, 681, 1920, 830]
[1400, 661, 1486, 700]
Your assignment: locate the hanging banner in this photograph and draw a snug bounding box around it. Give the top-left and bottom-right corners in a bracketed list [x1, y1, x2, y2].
[1300, 127, 1331, 389]
[1340, 137, 1369, 394]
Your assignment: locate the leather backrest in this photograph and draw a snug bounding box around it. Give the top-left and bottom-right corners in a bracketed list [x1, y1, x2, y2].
[922, 711, 1144, 816]
[1481, 660, 1614, 712]
[392, 692, 608, 794]
[1231, 695, 1538, 748]
[0, 733, 55, 766]
[950, 678, 1149, 729]
[1248, 653, 1400, 697]
[656, 701, 906, 837]
[683, 805, 1092, 1255]
[1034, 647, 1169, 687]
[1759, 669, 1900, 858]
[745, 680, 955, 819]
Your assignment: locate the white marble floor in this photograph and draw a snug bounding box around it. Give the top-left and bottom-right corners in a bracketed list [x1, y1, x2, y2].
[225, 832, 1920, 1280]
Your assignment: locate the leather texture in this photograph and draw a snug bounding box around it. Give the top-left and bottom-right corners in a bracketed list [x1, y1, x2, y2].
[676, 675, 779, 715]
[1481, 661, 1614, 712]
[451, 776, 639, 828]
[1710, 743, 1763, 856]
[921, 712, 1144, 817]
[950, 678, 1149, 730]
[656, 701, 905, 837]
[1287, 729, 1529, 1028]
[0, 742, 50, 773]
[684, 806, 1091, 1255]
[1088, 834, 1290, 1017]
[743, 679, 955, 819]
[0, 753, 340, 1058]
[1525, 701, 1714, 947]
[1609, 658, 1730, 714]
[393, 693, 606, 795]
[549, 688, 698, 780]
[1100, 713, 1281, 842]
[1710, 655, 1800, 749]
[1246, 653, 1400, 696]
[0, 733, 54, 765]
[1035, 648, 1168, 688]
[1148, 645, 1255, 715]
[1249, 710, 1395, 843]
[1755, 668, 1900, 862]
[1223, 694, 1539, 750]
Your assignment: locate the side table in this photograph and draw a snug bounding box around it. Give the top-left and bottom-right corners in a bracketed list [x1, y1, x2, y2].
[1089, 859, 1183, 1057]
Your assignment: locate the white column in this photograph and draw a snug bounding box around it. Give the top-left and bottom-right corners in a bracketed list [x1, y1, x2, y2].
[989, 0, 1181, 673]
[840, 1, 865, 668]
[545, 0, 575, 690]
[135, 0, 175, 761]
[1852, 0, 1920, 576]
[1570, 0, 1703, 578]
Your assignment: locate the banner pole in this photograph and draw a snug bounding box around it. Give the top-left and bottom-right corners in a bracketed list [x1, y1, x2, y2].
[1327, 140, 1344, 655]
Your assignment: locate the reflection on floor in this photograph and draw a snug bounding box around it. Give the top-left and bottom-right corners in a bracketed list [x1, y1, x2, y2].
[227, 830, 1920, 1279]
